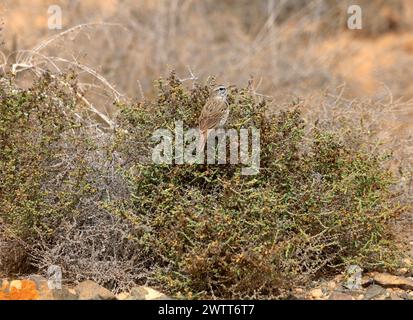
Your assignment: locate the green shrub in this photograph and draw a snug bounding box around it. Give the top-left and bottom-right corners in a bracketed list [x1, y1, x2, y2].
[114, 73, 404, 298]
[0, 73, 94, 239]
[0, 72, 153, 290]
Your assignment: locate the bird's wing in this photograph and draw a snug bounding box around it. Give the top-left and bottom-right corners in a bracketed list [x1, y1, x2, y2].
[198, 99, 228, 132]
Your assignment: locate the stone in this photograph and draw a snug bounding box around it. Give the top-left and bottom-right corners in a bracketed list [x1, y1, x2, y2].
[28, 275, 48, 289]
[328, 291, 354, 300]
[116, 292, 130, 300]
[75, 280, 116, 300]
[327, 280, 337, 291]
[364, 284, 386, 300]
[396, 267, 410, 276]
[389, 293, 404, 300]
[26, 274, 78, 300]
[0, 275, 79, 300]
[68, 288, 77, 296]
[0, 279, 39, 300]
[361, 275, 374, 287]
[309, 288, 324, 299]
[294, 288, 304, 294]
[127, 286, 171, 300]
[373, 273, 413, 290]
[333, 274, 344, 283]
[0, 279, 9, 291]
[399, 291, 413, 300]
[0, 279, 9, 300]
[27, 275, 53, 300]
[9, 280, 23, 290]
[51, 287, 79, 300]
[402, 258, 412, 267]
[343, 265, 363, 290]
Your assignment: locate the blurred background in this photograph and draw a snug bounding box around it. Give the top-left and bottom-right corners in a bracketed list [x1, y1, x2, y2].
[2, 0, 413, 99]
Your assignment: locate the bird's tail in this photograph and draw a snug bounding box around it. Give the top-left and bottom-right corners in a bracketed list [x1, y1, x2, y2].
[198, 130, 207, 153]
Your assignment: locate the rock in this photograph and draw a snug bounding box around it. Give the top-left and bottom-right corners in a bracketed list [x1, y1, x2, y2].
[309, 288, 324, 299]
[333, 274, 345, 283]
[68, 288, 77, 296]
[41, 285, 78, 300]
[364, 284, 386, 300]
[75, 280, 116, 300]
[402, 257, 412, 267]
[399, 291, 413, 300]
[373, 273, 413, 290]
[126, 286, 171, 300]
[28, 275, 48, 288]
[116, 292, 130, 300]
[0, 277, 174, 301]
[27, 274, 78, 300]
[343, 265, 363, 290]
[389, 292, 404, 300]
[9, 280, 23, 290]
[397, 268, 409, 276]
[361, 275, 374, 287]
[328, 291, 354, 300]
[290, 288, 305, 299]
[0, 279, 9, 300]
[294, 288, 304, 294]
[0, 279, 9, 291]
[51, 287, 78, 300]
[327, 280, 337, 291]
[0, 279, 39, 300]
[27, 275, 53, 300]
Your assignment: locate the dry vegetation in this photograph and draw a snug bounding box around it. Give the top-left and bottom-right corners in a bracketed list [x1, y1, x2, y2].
[2, 0, 413, 99]
[0, 0, 413, 298]
[0, 72, 409, 298]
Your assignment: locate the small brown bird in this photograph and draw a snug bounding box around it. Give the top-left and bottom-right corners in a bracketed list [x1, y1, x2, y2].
[198, 85, 229, 149]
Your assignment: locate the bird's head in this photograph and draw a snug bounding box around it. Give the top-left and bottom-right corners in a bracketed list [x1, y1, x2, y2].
[213, 85, 228, 100]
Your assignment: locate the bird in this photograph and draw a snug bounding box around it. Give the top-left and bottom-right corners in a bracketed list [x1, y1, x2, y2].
[198, 85, 229, 150]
